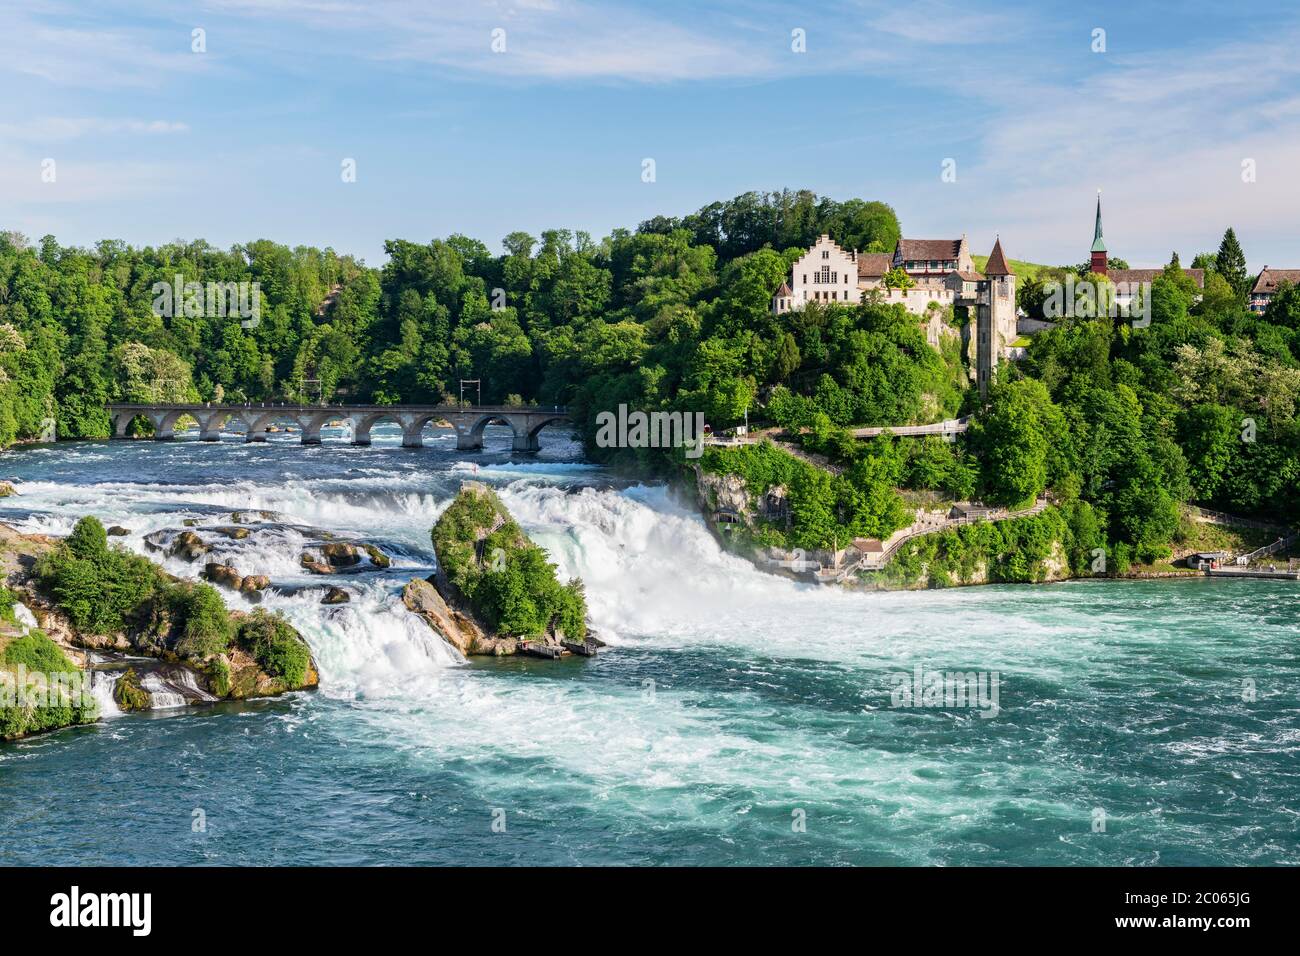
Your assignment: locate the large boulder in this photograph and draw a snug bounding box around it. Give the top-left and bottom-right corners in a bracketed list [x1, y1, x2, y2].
[170, 530, 210, 561]
[0, 481, 18, 498]
[203, 562, 244, 590]
[320, 542, 361, 567]
[321, 586, 350, 605]
[402, 578, 488, 656]
[113, 668, 152, 712]
[107, 525, 131, 537]
[240, 574, 270, 593]
[363, 544, 391, 568]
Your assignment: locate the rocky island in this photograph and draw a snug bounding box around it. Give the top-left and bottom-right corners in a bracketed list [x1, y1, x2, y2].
[404, 482, 599, 659]
[1, 516, 318, 740]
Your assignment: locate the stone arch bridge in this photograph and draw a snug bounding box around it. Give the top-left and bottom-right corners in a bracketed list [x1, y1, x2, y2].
[105, 403, 573, 452]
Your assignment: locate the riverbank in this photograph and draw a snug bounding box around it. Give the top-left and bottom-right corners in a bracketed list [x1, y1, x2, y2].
[685, 448, 1295, 592]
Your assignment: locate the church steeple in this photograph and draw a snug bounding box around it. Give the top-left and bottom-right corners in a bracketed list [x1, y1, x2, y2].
[1089, 190, 1108, 275]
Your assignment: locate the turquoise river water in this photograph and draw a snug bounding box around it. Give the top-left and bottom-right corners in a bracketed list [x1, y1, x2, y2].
[1, 423, 1297, 865]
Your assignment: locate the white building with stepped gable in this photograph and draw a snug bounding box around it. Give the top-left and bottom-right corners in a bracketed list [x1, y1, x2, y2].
[772, 233, 1018, 398]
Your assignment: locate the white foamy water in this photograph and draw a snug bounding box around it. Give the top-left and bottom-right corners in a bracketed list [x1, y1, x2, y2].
[4, 436, 1298, 865]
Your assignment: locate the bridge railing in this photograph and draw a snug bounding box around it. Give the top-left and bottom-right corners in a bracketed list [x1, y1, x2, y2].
[105, 402, 570, 415]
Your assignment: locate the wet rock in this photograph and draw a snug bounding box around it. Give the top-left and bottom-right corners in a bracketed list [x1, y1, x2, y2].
[363, 544, 391, 568]
[239, 574, 270, 594]
[203, 562, 244, 590]
[0, 481, 18, 498]
[182, 518, 202, 527]
[320, 542, 361, 567]
[170, 530, 210, 561]
[114, 668, 152, 712]
[402, 578, 486, 656]
[300, 553, 333, 575]
[214, 526, 251, 540]
[107, 525, 131, 537]
[321, 586, 351, 605]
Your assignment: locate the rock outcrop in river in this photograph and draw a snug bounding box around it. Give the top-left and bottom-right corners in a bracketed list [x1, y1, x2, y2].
[405, 481, 600, 659]
[0, 518, 319, 740]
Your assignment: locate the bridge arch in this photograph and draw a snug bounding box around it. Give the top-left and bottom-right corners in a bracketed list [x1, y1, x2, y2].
[194, 410, 253, 441]
[523, 414, 574, 452]
[246, 410, 310, 443]
[153, 409, 204, 441]
[111, 411, 156, 439]
[353, 410, 424, 447]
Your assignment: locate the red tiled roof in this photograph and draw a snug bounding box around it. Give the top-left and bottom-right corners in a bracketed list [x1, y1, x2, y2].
[774, 282, 792, 297]
[897, 238, 963, 260]
[984, 238, 1013, 276]
[856, 253, 893, 278]
[1251, 269, 1300, 294]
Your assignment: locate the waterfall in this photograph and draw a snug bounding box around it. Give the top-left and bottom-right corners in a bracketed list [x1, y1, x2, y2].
[86, 668, 122, 718]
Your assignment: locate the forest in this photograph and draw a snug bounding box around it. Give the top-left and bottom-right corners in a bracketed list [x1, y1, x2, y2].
[2, 189, 1298, 561]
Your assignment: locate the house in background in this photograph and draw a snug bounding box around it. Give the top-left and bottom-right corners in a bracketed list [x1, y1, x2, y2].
[772, 233, 1017, 398]
[1249, 268, 1300, 313]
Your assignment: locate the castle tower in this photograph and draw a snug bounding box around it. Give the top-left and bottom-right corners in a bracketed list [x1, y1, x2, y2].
[1090, 191, 1108, 275]
[976, 237, 1016, 400]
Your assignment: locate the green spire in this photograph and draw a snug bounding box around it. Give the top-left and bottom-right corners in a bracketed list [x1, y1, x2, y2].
[1091, 191, 1106, 253]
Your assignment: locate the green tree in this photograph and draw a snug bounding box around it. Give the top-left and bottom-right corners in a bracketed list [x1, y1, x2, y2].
[1214, 227, 1249, 299]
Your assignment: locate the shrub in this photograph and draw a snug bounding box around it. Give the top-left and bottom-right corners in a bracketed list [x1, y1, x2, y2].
[66, 515, 108, 560]
[169, 582, 234, 660]
[0, 629, 96, 738]
[238, 610, 311, 687]
[207, 657, 231, 697]
[432, 485, 589, 639]
[34, 538, 160, 636]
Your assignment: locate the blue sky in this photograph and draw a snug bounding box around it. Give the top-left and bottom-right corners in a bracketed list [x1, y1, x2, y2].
[3, 0, 1298, 270]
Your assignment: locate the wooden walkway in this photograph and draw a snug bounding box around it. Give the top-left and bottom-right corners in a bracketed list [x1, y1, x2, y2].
[1206, 568, 1300, 581]
[851, 417, 970, 440]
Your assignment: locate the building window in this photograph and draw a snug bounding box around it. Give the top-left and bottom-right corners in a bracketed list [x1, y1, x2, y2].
[832, 291, 837, 300]
[822, 250, 830, 259]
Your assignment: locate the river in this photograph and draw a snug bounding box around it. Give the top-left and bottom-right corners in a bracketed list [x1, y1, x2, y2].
[1, 423, 1297, 865]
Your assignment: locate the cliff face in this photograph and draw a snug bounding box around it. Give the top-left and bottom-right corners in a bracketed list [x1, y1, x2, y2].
[402, 578, 516, 656]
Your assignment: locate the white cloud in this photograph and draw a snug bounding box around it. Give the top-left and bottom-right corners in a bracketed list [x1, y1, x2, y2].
[0, 5, 206, 88]
[0, 118, 190, 142]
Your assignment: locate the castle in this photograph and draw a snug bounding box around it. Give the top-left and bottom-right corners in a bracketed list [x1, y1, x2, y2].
[772, 234, 1017, 398]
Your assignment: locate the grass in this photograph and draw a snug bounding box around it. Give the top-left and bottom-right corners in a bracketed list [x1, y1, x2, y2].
[972, 255, 1056, 281]
[1173, 519, 1275, 556]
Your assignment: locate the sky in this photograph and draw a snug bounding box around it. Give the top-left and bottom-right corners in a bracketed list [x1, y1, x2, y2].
[2, 0, 1298, 271]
